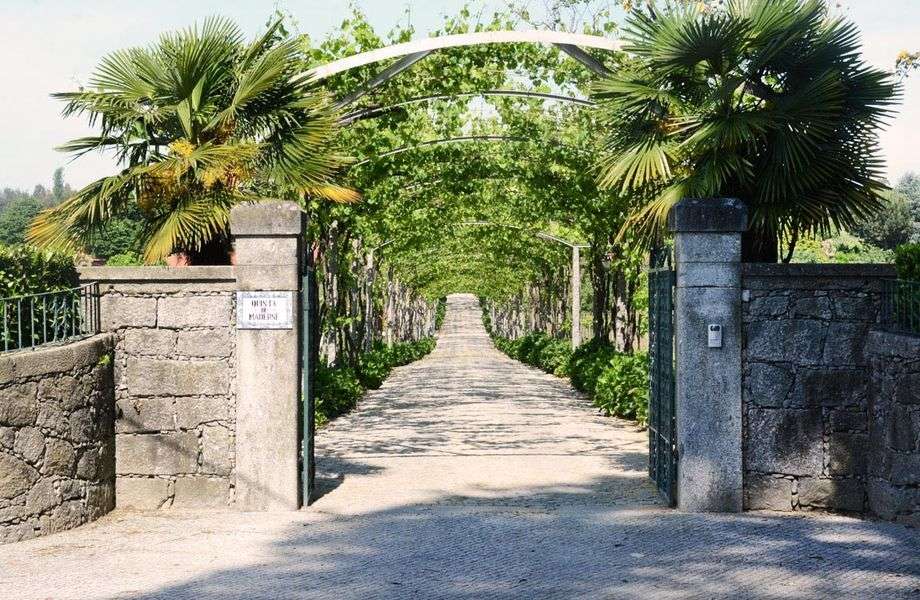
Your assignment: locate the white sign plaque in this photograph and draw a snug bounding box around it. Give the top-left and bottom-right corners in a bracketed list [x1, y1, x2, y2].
[236, 291, 294, 330]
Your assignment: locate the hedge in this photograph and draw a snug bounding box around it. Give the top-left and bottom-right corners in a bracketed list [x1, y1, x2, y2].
[0, 244, 77, 298]
[315, 337, 436, 427]
[491, 329, 649, 426]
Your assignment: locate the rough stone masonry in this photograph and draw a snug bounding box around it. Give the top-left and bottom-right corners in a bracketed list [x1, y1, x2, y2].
[79, 267, 237, 510]
[0, 335, 116, 544]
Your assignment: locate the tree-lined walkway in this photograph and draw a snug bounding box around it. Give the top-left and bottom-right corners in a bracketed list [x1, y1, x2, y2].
[1, 295, 919, 599]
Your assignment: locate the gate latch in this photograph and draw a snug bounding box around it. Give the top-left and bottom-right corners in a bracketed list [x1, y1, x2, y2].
[707, 324, 723, 349]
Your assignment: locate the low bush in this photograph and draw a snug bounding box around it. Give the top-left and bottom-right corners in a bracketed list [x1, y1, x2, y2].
[317, 337, 437, 426]
[435, 297, 447, 330]
[0, 244, 77, 298]
[895, 243, 920, 281]
[593, 352, 649, 424]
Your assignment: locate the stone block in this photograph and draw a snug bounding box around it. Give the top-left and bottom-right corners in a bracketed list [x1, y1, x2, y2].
[744, 475, 793, 511]
[157, 296, 233, 329]
[868, 478, 914, 520]
[747, 295, 789, 318]
[744, 363, 793, 408]
[60, 479, 85, 501]
[26, 478, 59, 515]
[40, 500, 85, 534]
[797, 369, 867, 408]
[35, 400, 67, 435]
[42, 438, 76, 477]
[172, 477, 230, 508]
[827, 433, 868, 476]
[798, 478, 865, 512]
[822, 323, 867, 366]
[0, 452, 39, 499]
[887, 454, 920, 485]
[123, 329, 176, 356]
[176, 329, 232, 358]
[887, 405, 919, 452]
[76, 448, 101, 480]
[793, 297, 833, 320]
[676, 262, 740, 288]
[745, 408, 823, 476]
[230, 201, 302, 236]
[116, 398, 175, 433]
[115, 477, 171, 509]
[897, 374, 920, 405]
[233, 237, 299, 267]
[69, 407, 95, 441]
[0, 426, 14, 449]
[746, 320, 825, 364]
[0, 521, 38, 544]
[234, 265, 299, 291]
[37, 375, 80, 407]
[101, 295, 157, 330]
[833, 295, 876, 321]
[0, 383, 38, 426]
[125, 359, 230, 397]
[0, 503, 27, 524]
[13, 427, 45, 465]
[829, 410, 868, 433]
[116, 432, 198, 475]
[175, 397, 230, 429]
[86, 483, 115, 519]
[200, 425, 233, 476]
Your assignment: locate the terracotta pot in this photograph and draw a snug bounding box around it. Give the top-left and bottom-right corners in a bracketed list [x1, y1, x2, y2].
[166, 253, 192, 267]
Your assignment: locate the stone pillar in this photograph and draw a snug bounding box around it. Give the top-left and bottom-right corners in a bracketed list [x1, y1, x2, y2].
[669, 198, 747, 512]
[231, 202, 302, 511]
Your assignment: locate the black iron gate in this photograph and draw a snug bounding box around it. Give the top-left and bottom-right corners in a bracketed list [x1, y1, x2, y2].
[300, 260, 318, 506]
[648, 246, 677, 506]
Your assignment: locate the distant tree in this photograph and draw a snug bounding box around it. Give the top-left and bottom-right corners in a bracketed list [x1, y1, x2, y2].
[896, 172, 920, 220]
[0, 197, 44, 245]
[852, 190, 917, 250]
[52, 167, 68, 201]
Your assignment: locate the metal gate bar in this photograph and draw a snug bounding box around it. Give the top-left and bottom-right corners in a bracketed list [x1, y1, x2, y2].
[648, 246, 677, 506]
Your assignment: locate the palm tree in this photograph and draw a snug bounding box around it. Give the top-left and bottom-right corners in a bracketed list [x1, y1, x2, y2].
[594, 0, 898, 262]
[29, 17, 357, 264]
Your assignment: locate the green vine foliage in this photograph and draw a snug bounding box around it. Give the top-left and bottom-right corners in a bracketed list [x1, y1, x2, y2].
[300, 3, 649, 366]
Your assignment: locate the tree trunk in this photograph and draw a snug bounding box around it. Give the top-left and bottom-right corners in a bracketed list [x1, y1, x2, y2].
[741, 227, 779, 263]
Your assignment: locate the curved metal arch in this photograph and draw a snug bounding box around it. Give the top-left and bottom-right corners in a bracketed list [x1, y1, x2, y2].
[351, 135, 527, 168]
[341, 90, 594, 124]
[305, 31, 622, 81]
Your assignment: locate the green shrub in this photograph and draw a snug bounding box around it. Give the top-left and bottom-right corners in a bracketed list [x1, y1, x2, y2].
[355, 338, 436, 389]
[105, 251, 144, 266]
[895, 243, 920, 281]
[491, 330, 649, 425]
[435, 297, 447, 330]
[593, 352, 650, 425]
[0, 244, 77, 298]
[314, 364, 363, 428]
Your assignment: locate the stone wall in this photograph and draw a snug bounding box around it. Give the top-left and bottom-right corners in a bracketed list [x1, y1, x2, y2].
[0, 335, 116, 544]
[865, 330, 920, 526]
[80, 267, 237, 509]
[741, 264, 894, 514]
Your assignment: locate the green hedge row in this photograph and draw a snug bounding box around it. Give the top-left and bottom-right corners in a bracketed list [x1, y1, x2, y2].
[895, 243, 920, 281]
[315, 338, 436, 427]
[493, 332, 649, 426]
[0, 244, 77, 298]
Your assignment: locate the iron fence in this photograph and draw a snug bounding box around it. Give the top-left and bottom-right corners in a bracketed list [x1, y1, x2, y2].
[882, 279, 920, 336]
[1, 283, 100, 353]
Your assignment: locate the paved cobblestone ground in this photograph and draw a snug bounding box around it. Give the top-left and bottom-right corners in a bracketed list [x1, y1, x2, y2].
[1, 294, 919, 599]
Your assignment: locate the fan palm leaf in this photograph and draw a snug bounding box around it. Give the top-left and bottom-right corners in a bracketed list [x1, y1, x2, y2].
[30, 16, 356, 263]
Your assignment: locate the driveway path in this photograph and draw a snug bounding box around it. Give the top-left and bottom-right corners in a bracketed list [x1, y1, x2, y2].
[1, 294, 919, 599]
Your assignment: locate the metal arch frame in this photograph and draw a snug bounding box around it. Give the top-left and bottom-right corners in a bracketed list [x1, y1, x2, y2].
[341, 90, 594, 124]
[351, 135, 528, 168]
[304, 31, 621, 82]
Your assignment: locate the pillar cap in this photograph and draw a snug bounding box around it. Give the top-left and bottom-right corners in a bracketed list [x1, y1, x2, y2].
[231, 201, 303, 236]
[668, 198, 748, 233]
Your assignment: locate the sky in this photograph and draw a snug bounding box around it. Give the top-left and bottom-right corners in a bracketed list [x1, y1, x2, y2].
[0, 0, 917, 192]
